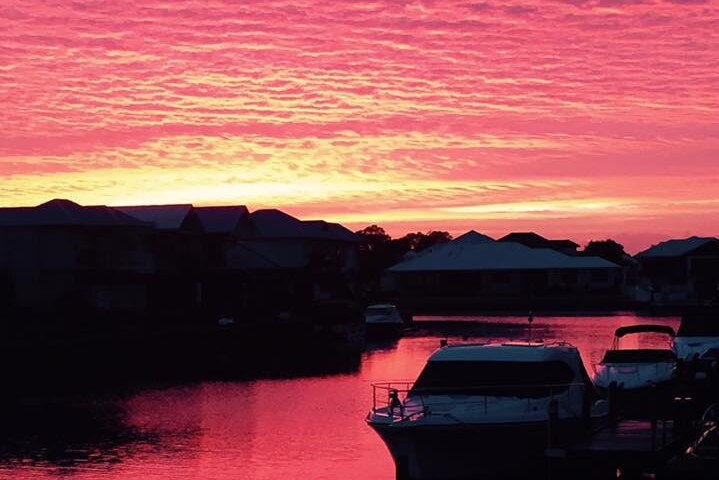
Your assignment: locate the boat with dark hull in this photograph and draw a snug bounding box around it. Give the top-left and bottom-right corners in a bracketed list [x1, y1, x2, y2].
[366, 342, 606, 479]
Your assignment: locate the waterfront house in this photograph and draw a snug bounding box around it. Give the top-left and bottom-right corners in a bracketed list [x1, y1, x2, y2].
[230, 209, 362, 310]
[635, 236, 719, 306]
[117, 204, 206, 320]
[194, 205, 252, 267]
[0, 199, 154, 319]
[384, 235, 621, 311]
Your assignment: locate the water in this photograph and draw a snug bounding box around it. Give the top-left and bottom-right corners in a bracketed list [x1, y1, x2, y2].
[0, 313, 679, 480]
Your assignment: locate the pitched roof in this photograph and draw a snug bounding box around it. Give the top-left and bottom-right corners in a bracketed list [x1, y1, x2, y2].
[116, 204, 195, 230]
[0, 199, 148, 227]
[248, 209, 360, 241]
[499, 232, 579, 249]
[499, 232, 548, 244]
[247, 209, 304, 238]
[453, 230, 495, 244]
[636, 236, 719, 258]
[388, 241, 619, 272]
[302, 220, 361, 242]
[194, 206, 250, 234]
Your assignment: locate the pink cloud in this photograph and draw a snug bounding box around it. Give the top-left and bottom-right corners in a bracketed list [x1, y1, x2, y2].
[1, 0, 718, 252]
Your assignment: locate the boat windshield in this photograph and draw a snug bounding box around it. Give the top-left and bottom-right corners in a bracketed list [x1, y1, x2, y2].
[602, 349, 676, 363]
[410, 360, 576, 397]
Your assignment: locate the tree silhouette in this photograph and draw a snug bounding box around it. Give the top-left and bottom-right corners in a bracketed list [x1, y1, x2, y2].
[583, 239, 627, 264]
[355, 225, 391, 251]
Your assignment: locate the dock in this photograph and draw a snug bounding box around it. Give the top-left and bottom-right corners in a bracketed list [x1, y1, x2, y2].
[546, 401, 702, 479]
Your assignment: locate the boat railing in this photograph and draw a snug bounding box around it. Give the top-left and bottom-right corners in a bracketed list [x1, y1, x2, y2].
[371, 382, 591, 420]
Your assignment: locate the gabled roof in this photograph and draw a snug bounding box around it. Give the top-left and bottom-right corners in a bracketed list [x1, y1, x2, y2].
[302, 220, 361, 242]
[194, 206, 250, 234]
[453, 230, 495, 244]
[247, 209, 360, 241]
[499, 232, 547, 244]
[636, 236, 719, 258]
[116, 204, 196, 231]
[0, 199, 148, 228]
[248, 209, 305, 238]
[388, 241, 619, 272]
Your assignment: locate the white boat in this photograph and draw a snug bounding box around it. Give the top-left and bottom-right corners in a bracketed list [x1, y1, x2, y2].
[366, 341, 606, 479]
[364, 304, 405, 337]
[674, 312, 719, 361]
[593, 324, 677, 392]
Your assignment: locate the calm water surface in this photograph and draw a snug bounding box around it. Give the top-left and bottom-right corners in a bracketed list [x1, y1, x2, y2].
[0, 314, 679, 480]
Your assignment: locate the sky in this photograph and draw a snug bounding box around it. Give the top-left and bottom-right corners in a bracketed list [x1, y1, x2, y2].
[1, 0, 718, 253]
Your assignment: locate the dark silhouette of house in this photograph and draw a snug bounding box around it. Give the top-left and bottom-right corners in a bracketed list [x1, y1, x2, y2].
[117, 204, 206, 320]
[194, 205, 252, 267]
[190, 206, 361, 320]
[499, 232, 579, 255]
[0, 199, 153, 319]
[635, 236, 719, 305]
[385, 232, 620, 311]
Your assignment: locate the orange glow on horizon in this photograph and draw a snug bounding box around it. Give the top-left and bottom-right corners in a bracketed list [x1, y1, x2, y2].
[1, 0, 718, 254]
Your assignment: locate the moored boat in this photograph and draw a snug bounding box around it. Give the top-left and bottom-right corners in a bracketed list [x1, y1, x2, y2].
[593, 324, 677, 393]
[366, 341, 606, 479]
[675, 311, 719, 361]
[364, 304, 405, 338]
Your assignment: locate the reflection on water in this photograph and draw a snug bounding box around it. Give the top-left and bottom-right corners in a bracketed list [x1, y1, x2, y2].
[0, 313, 679, 480]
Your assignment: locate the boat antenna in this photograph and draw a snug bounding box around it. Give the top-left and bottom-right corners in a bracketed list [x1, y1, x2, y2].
[528, 311, 534, 344]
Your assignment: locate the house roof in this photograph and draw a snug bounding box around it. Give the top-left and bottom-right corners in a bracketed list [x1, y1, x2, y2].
[636, 236, 719, 258]
[248, 209, 305, 238]
[302, 220, 361, 242]
[388, 241, 619, 272]
[453, 230, 495, 244]
[499, 232, 579, 249]
[194, 206, 250, 234]
[0, 199, 149, 228]
[116, 204, 195, 230]
[248, 209, 360, 241]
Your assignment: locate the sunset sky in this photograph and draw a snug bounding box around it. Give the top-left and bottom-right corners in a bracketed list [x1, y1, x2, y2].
[2, 0, 718, 252]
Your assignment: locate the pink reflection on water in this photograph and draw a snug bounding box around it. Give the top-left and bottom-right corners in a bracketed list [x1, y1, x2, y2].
[0, 314, 680, 480]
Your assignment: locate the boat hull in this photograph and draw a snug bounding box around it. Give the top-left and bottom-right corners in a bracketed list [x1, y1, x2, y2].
[368, 418, 588, 480]
[598, 379, 677, 418]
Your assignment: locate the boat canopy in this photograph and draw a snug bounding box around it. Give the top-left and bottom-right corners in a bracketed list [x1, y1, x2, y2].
[614, 324, 675, 338]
